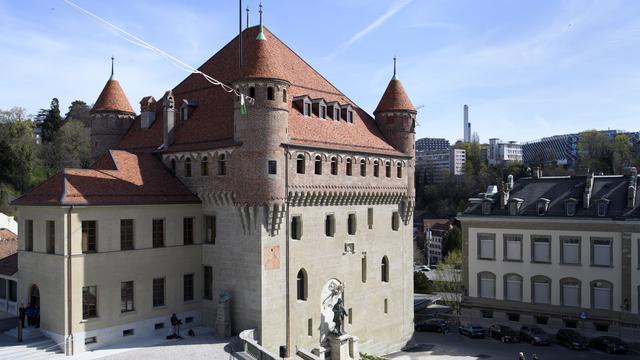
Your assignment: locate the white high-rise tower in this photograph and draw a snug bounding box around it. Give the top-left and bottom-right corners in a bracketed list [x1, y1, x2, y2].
[463, 104, 471, 142]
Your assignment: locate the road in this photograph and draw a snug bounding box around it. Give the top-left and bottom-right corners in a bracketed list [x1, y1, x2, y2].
[386, 331, 639, 360]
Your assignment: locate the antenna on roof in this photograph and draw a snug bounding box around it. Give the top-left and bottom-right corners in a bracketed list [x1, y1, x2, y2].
[256, 1, 266, 40]
[392, 56, 398, 80]
[246, 5, 250, 30]
[110, 55, 115, 80]
[239, 0, 243, 68]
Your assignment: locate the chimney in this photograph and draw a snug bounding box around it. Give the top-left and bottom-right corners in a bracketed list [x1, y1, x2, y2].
[163, 90, 175, 147]
[140, 96, 156, 129]
[626, 167, 637, 208]
[583, 172, 595, 209]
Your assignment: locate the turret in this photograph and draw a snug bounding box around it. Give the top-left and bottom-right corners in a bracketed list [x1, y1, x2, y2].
[90, 57, 135, 160]
[162, 91, 175, 148]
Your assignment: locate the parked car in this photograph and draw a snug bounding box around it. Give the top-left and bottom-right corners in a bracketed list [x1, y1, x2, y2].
[414, 265, 431, 272]
[488, 325, 519, 343]
[458, 324, 485, 338]
[556, 329, 588, 350]
[415, 318, 449, 333]
[589, 336, 628, 354]
[519, 325, 551, 345]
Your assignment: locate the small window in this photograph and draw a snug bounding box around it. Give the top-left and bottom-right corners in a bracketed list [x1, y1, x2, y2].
[25, 219, 33, 251]
[565, 199, 577, 216]
[481, 310, 493, 318]
[347, 110, 354, 123]
[304, 102, 311, 116]
[291, 216, 302, 240]
[296, 154, 305, 174]
[46, 220, 55, 254]
[384, 298, 388, 314]
[391, 212, 399, 231]
[360, 160, 366, 177]
[564, 319, 578, 328]
[307, 318, 313, 337]
[181, 106, 188, 121]
[267, 86, 274, 100]
[361, 254, 367, 283]
[249, 86, 255, 99]
[537, 198, 550, 216]
[152, 219, 164, 248]
[347, 213, 357, 235]
[531, 235, 550, 263]
[314, 155, 322, 175]
[121, 281, 134, 313]
[535, 316, 548, 325]
[503, 234, 522, 261]
[330, 157, 338, 175]
[204, 215, 216, 244]
[268, 160, 277, 175]
[478, 233, 496, 260]
[154, 322, 165, 330]
[153, 278, 165, 307]
[482, 200, 492, 215]
[184, 273, 194, 302]
[171, 159, 176, 175]
[561, 236, 580, 264]
[185, 316, 194, 323]
[348, 308, 353, 324]
[334, 107, 341, 120]
[319, 105, 326, 119]
[591, 238, 612, 266]
[123, 329, 134, 337]
[82, 221, 97, 253]
[325, 214, 335, 237]
[396, 162, 402, 178]
[367, 208, 373, 229]
[509, 199, 523, 216]
[183, 217, 194, 245]
[85, 336, 97, 345]
[373, 161, 379, 177]
[203, 266, 213, 300]
[218, 154, 227, 175]
[283, 89, 287, 102]
[597, 199, 609, 217]
[507, 313, 520, 322]
[201, 157, 208, 176]
[184, 158, 192, 177]
[385, 161, 391, 177]
[381, 256, 389, 282]
[83, 285, 98, 319]
[296, 269, 307, 300]
[346, 158, 353, 176]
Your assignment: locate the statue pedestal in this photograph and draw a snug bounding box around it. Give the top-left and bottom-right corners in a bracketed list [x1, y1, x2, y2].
[215, 299, 231, 337]
[328, 334, 360, 360]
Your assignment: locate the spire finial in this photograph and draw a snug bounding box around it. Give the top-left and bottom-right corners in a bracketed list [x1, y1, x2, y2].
[110, 55, 115, 80]
[246, 5, 250, 30]
[256, 1, 266, 40]
[392, 56, 398, 80]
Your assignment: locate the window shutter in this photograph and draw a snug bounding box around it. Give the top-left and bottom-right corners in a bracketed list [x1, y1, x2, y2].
[563, 284, 579, 306]
[593, 242, 610, 266]
[593, 287, 610, 309]
[506, 240, 521, 260]
[534, 281, 549, 304]
[506, 279, 521, 301]
[534, 240, 549, 262]
[480, 278, 495, 298]
[480, 239, 494, 259]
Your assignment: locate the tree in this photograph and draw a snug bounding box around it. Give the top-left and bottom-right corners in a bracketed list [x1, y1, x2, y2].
[65, 100, 92, 128]
[434, 250, 463, 321]
[37, 98, 64, 143]
[414, 271, 434, 294]
[0, 107, 29, 123]
[0, 110, 35, 192]
[442, 225, 461, 258]
[611, 134, 631, 174]
[43, 120, 91, 175]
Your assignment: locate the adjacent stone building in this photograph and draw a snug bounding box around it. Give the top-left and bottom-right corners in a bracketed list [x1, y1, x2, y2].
[11, 25, 416, 356]
[459, 170, 640, 341]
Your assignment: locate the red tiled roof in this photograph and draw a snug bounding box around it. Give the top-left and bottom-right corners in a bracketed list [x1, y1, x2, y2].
[117, 26, 403, 156]
[91, 79, 135, 114]
[374, 79, 416, 114]
[0, 253, 17, 276]
[0, 229, 16, 241]
[12, 150, 199, 206]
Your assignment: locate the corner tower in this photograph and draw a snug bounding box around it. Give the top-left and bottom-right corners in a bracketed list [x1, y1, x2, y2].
[90, 57, 135, 160]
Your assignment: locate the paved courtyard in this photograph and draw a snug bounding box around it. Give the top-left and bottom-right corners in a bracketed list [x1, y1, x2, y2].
[386, 331, 639, 360]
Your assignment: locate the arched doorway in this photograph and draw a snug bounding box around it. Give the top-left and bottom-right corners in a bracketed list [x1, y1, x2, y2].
[29, 284, 40, 307]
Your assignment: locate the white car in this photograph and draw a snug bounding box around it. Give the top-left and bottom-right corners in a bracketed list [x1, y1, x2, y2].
[414, 265, 431, 272]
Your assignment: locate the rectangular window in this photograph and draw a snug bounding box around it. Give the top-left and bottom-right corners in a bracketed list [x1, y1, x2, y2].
[25, 219, 33, 251]
[591, 238, 612, 266]
[533, 281, 549, 304]
[8, 281, 16, 302]
[152, 219, 164, 248]
[123, 329, 134, 337]
[82, 285, 98, 319]
[531, 235, 550, 263]
[367, 208, 373, 230]
[154, 322, 165, 330]
[185, 316, 193, 323]
[204, 266, 213, 300]
[183, 217, 194, 245]
[325, 214, 335, 237]
[307, 318, 313, 337]
[391, 212, 399, 231]
[46, 220, 55, 254]
[268, 160, 277, 175]
[120, 219, 134, 250]
[479, 277, 495, 298]
[291, 216, 302, 240]
[82, 221, 97, 253]
[384, 298, 388, 314]
[347, 213, 356, 235]
[503, 234, 522, 261]
[204, 215, 216, 244]
[361, 255, 367, 283]
[85, 336, 97, 345]
[560, 236, 580, 264]
[184, 274, 194, 302]
[478, 233, 495, 260]
[593, 286, 610, 310]
[505, 278, 522, 301]
[0, 280, 5, 300]
[562, 284, 580, 307]
[121, 281, 134, 313]
[153, 278, 165, 307]
[348, 308, 353, 325]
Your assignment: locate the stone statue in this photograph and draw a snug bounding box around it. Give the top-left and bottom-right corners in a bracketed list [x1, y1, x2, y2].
[331, 298, 348, 336]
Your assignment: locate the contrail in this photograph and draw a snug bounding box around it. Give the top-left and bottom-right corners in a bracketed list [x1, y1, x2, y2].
[342, 0, 415, 49]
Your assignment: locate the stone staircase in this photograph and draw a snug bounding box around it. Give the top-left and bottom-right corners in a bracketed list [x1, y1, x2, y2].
[0, 337, 64, 359]
[5, 327, 44, 341]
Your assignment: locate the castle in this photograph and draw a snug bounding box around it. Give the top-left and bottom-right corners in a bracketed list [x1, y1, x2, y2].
[12, 23, 416, 357]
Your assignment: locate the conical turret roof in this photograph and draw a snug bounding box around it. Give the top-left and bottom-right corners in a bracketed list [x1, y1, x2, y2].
[374, 78, 415, 114]
[91, 79, 135, 114]
[240, 26, 288, 80]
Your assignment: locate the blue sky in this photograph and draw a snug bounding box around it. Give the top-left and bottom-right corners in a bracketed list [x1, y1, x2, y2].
[0, 0, 639, 143]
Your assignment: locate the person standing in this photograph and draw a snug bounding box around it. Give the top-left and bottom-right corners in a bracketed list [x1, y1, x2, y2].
[34, 305, 40, 328]
[18, 304, 26, 328]
[25, 304, 34, 327]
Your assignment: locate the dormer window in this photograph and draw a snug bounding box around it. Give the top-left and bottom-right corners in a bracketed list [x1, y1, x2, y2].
[304, 103, 311, 116]
[334, 107, 341, 120]
[293, 96, 312, 117]
[482, 200, 492, 216]
[565, 198, 577, 217]
[319, 105, 326, 119]
[312, 99, 327, 119]
[347, 110, 354, 123]
[180, 99, 198, 121]
[327, 102, 340, 120]
[181, 106, 189, 121]
[537, 198, 551, 216]
[597, 199, 610, 217]
[508, 198, 524, 216]
[341, 104, 353, 123]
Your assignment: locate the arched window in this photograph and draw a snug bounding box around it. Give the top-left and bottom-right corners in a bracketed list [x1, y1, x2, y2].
[314, 155, 322, 175]
[531, 275, 551, 304]
[560, 277, 581, 307]
[249, 86, 256, 99]
[373, 160, 379, 177]
[591, 280, 612, 310]
[397, 162, 402, 178]
[385, 161, 391, 177]
[477, 272, 496, 299]
[381, 256, 389, 283]
[282, 89, 287, 102]
[201, 156, 208, 176]
[267, 86, 274, 100]
[346, 158, 353, 176]
[184, 158, 192, 177]
[296, 269, 307, 301]
[330, 157, 338, 175]
[170, 159, 176, 175]
[360, 159, 366, 177]
[218, 154, 227, 175]
[296, 154, 306, 174]
[504, 273, 523, 302]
